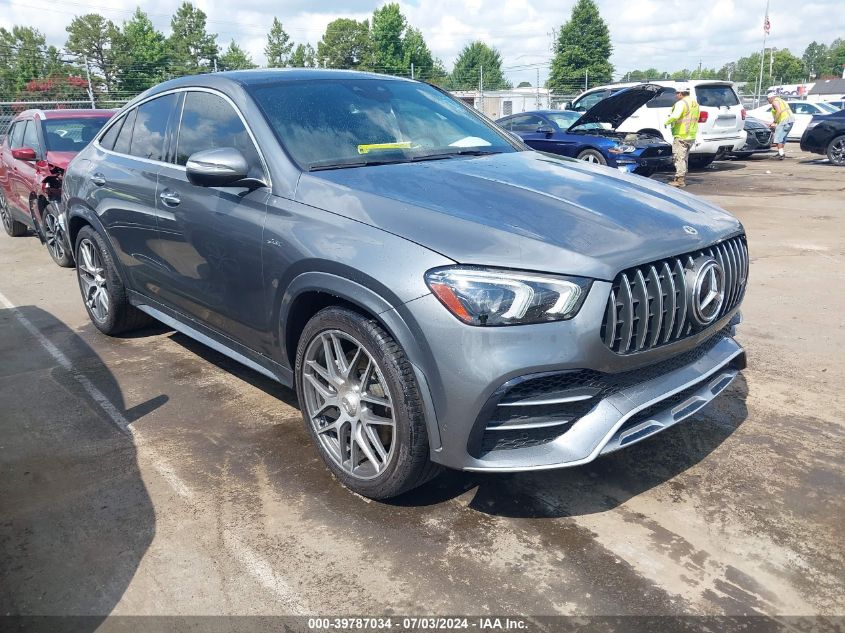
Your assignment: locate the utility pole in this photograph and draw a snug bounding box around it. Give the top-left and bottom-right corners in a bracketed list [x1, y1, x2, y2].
[585, 69, 589, 90]
[83, 55, 96, 109]
[536, 67, 540, 108]
[755, 0, 770, 107]
[411, 63, 414, 80]
[479, 66, 484, 113]
[213, 58, 218, 73]
[697, 59, 702, 78]
[769, 47, 775, 83]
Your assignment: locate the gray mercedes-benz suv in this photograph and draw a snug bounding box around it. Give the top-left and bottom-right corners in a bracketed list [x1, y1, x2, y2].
[61, 70, 747, 499]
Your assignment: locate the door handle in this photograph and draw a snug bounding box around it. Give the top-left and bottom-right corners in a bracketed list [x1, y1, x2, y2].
[90, 173, 106, 186]
[159, 190, 181, 206]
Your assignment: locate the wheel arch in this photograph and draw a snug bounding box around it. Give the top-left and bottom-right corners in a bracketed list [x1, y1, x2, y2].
[67, 204, 128, 284]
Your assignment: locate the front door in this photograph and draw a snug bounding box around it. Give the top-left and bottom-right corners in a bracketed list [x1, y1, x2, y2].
[154, 89, 270, 350]
[13, 119, 43, 220]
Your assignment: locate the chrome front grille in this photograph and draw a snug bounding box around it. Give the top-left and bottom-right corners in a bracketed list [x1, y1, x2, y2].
[601, 235, 748, 354]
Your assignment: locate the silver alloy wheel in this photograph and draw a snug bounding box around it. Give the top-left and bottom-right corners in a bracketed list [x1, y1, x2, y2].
[77, 238, 110, 322]
[830, 137, 845, 165]
[302, 330, 396, 480]
[43, 211, 65, 261]
[0, 191, 11, 232]
[581, 153, 600, 163]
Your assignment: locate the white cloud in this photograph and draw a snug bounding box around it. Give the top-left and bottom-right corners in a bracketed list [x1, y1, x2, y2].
[1, 0, 843, 86]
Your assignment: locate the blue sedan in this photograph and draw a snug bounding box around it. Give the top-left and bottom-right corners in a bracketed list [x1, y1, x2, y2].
[497, 85, 672, 176]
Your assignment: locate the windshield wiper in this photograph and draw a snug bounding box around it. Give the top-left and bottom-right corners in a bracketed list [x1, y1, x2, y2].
[409, 148, 500, 162]
[308, 158, 407, 171]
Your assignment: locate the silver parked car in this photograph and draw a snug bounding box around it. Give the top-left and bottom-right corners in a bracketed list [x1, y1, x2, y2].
[61, 70, 748, 498]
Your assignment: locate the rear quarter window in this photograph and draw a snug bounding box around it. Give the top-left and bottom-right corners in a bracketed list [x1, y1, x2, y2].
[646, 88, 678, 109]
[696, 85, 740, 107]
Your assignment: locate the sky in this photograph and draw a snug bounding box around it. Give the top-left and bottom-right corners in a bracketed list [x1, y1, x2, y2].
[1, 0, 843, 86]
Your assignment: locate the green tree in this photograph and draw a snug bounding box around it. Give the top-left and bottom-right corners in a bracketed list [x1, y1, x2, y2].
[449, 41, 508, 90]
[265, 18, 293, 67]
[371, 2, 406, 74]
[167, 2, 219, 75]
[517, 81, 532, 88]
[827, 38, 845, 78]
[117, 8, 168, 93]
[289, 43, 316, 68]
[316, 18, 372, 70]
[770, 49, 804, 83]
[548, 0, 613, 91]
[65, 14, 120, 92]
[218, 41, 256, 70]
[402, 27, 445, 82]
[802, 41, 829, 78]
[0, 26, 50, 95]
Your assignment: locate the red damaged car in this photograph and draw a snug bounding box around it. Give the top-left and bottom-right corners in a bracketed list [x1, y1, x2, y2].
[0, 109, 113, 266]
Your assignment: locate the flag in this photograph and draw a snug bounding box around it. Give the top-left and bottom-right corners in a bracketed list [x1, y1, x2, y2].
[764, 14, 771, 35]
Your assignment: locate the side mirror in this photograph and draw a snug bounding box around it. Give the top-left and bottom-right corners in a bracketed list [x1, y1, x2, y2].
[12, 147, 37, 161]
[537, 125, 555, 135]
[186, 147, 250, 187]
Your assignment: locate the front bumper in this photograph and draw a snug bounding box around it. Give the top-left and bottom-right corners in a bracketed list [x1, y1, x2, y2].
[397, 286, 744, 472]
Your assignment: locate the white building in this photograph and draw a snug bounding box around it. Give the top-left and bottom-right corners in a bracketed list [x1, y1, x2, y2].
[451, 87, 553, 119]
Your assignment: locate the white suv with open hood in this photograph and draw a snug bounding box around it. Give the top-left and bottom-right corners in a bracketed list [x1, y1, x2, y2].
[567, 80, 747, 168]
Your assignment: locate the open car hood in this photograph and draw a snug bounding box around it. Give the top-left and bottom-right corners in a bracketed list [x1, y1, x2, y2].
[568, 84, 663, 131]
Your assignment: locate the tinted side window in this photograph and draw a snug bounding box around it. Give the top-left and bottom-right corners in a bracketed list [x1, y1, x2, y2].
[176, 91, 263, 177]
[113, 109, 137, 155]
[22, 121, 42, 153]
[130, 94, 177, 162]
[9, 121, 26, 149]
[572, 90, 612, 112]
[508, 115, 544, 132]
[646, 88, 678, 108]
[99, 116, 125, 150]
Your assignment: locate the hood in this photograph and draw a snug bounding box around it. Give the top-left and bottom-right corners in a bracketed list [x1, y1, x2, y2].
[295, 151, 742, 281]
[43, 150, 77, 170]
[568, 84, 663, 131]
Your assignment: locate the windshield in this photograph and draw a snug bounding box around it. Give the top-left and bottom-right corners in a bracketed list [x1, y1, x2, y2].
[249, 79, 517, 170]
[544, 111, 581, 128]
[816, 102, 839, 113]
[43, 117, 110, 151]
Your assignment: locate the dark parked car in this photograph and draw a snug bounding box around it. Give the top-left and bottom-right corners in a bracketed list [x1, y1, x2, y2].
[0, 109, 113, 265]
[800, 108, 845, 165]
[732, 116, 773, 159]
[62, 70, 748, 499]
[497, 85, 672, 176]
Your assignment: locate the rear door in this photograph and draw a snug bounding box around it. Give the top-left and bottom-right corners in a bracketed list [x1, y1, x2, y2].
[0, 121, 23, 210]
[154, 89, 270, 349]
[694, 83, 743, 142]
[86, 93, 178, 292]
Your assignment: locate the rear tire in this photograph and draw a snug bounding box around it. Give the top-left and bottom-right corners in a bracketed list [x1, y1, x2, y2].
[295, 307, 440, 499]
[75, 226, 152, 335]
[826, 135, 845, 166]
[0, 190, 27, 237]
[577, 149, 607, 165]
[42, 202, 74, 267]
[689, 155, 715, 169]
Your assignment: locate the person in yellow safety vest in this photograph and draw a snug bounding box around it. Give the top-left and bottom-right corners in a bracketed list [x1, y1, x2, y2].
[767, 92, 795, 160]
[663, 85, 699, 188]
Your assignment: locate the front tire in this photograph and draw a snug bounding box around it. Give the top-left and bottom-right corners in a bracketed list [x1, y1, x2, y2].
[577, 149, 607, 165]
[826, 135, 845, 166]
[0, 190, 27, 237]
[75, 226, 152, 335]
[295, 307, 439, 499]
[42, 202, 74, 267]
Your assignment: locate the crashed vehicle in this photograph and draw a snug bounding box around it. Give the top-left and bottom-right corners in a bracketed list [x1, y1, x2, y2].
[496, 84, 672, 177]
[0, 109, 113, 266]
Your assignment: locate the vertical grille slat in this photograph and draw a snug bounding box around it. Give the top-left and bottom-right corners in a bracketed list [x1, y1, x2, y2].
[603, 235, 748, 355]
[619, 273, 635, 353]
[633, 269, 649, 351]
[603, 289, 617, 347]
[647, 265, 663, 348]
[661, 261, 676, 343]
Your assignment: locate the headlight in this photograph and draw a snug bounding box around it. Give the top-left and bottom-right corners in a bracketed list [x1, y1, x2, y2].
[425, 267, 591, 326]
[608, 144, 636, 154]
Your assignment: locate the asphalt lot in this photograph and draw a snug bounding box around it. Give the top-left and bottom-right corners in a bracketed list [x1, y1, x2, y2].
[1, 148, 843, 625]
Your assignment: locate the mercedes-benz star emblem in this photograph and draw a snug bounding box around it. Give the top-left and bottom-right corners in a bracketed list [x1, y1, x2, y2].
[685, 256, 725, 326]
[683, 225, 698, 235]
